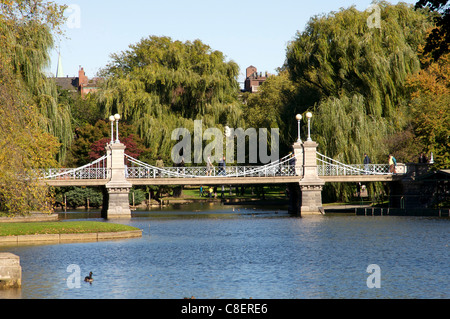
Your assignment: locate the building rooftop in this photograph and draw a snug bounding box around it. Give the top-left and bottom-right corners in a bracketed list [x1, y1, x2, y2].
[244, 65, 271, 93]
[51, 66, 102, 97]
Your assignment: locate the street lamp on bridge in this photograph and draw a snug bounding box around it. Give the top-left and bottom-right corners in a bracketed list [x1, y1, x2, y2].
[296, 114, 302, 143]
[114, 113, 121, 143]
[109, 115, 115, 144]
[109, 114, 121, 144]
[306, 112, 313, 141]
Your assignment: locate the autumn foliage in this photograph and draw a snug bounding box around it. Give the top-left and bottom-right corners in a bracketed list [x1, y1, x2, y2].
[405, 52, 450, 168]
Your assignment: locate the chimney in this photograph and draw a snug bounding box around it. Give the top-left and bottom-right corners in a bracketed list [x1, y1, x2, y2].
[246, 66, 257, 79]
[78, 67, 88, 87]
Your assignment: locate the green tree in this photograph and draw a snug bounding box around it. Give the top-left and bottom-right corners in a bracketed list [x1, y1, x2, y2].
[283, 2, 433, 200]
[405, 52, 450, 168]
[60, 187, 103, 209]
[0, 0, 73, 162]
[0, 63, 60, 215]
[129, 188, 146, 206]
[410, 94, 450, 168]
[57, 87, 103, 128]
[0, 0, 68, 215]
[66, 120, 151, 167]
[243, 70, 315, 156]
[97, 36, 244, 162]
[415, 0, 450, 61]
[286, 1, 432, 121]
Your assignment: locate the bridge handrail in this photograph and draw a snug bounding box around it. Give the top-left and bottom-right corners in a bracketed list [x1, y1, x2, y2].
[125, 154, 196, 178]
[41, 150, 398, 181]
[125, 153, 297, 178]
[226, 153, 295, 177]
[43, 155, 108, 179]
[316, 152, 388, 175]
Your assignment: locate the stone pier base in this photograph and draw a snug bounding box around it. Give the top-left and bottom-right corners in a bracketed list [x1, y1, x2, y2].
[0, 253, 21, 289]
[288, 182, 325, 216]
[104, 186, 132, 219]
[299, 182, 325, 215]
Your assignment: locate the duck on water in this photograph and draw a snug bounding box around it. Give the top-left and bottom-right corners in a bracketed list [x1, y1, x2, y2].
[84, 272, 94, 283]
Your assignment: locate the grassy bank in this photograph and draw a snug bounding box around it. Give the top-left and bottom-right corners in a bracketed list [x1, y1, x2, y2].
[0, 221, 139, 237]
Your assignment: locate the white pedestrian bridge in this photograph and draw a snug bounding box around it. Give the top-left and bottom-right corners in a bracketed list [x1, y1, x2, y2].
[42, 151, 404, 187]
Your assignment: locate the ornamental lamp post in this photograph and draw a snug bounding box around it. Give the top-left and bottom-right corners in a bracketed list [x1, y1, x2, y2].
[306, 112, 313, 141]
[224, 125, 231, 138]
[109, 115, 115, 144]
[296, 114, 302, 143]
[114, 113, 121, 143]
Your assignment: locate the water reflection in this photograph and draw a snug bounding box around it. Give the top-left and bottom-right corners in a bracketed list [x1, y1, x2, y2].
[59, 202, 290, 220]
[0, 288, 21, 299]
[0, 203, 449, 299]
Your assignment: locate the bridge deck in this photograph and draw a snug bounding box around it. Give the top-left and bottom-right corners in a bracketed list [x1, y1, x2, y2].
[44, 179, 109, 187]
[44, 174, 398, 187]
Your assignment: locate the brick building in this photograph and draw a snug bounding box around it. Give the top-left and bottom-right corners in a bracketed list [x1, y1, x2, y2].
[53, 66, 101, 98]
[244, 65, 269, 93]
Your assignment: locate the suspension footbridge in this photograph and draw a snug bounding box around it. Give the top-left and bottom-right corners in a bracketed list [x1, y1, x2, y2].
[39, 123, 406, 218]
[42, 151, 402, 187]
[42, 141, 405, 218]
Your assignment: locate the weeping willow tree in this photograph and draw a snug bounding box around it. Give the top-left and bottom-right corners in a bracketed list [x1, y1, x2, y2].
[0, 61, 60, 215]
[284, 1, 433, 200]
[97, 36, 244, 162]
[0, 0, 68, 215]
[0, 0, 73, 162]
[243, 70, 306, 157]
[286, 1, 432, 121]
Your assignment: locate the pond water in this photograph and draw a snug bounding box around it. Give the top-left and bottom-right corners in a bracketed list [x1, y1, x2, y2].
[0, 203, 448, 299]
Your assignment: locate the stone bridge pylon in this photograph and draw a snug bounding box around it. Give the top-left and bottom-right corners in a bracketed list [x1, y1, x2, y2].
[103, 142, 132, 219]
[290, 140, 325, 215]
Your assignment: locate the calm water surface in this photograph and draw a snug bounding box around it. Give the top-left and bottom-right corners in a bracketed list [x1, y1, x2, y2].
[0, 203, 448, 299]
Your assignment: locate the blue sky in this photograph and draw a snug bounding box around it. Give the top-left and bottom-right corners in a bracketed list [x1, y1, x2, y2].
[49, 0, 417, 83]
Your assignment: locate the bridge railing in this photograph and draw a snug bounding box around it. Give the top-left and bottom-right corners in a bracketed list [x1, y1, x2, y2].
[316, 152, 390, 176]
[125, 154, 297, 179]
[42, 155, 108, 180]
[41, 151, 399, 182]
[43, 168, 108, 180]
[126, 164, 297, 179]
[317, 163, 390, 176]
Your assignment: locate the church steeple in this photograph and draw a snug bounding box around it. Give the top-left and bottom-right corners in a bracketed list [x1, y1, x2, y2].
[56, 50, 64, 77]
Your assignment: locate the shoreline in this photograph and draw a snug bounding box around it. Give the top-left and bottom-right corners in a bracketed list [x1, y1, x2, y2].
[0, 213, 59, 224]
[0, 218, 143, 246]
[0, 229, 142, 246]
